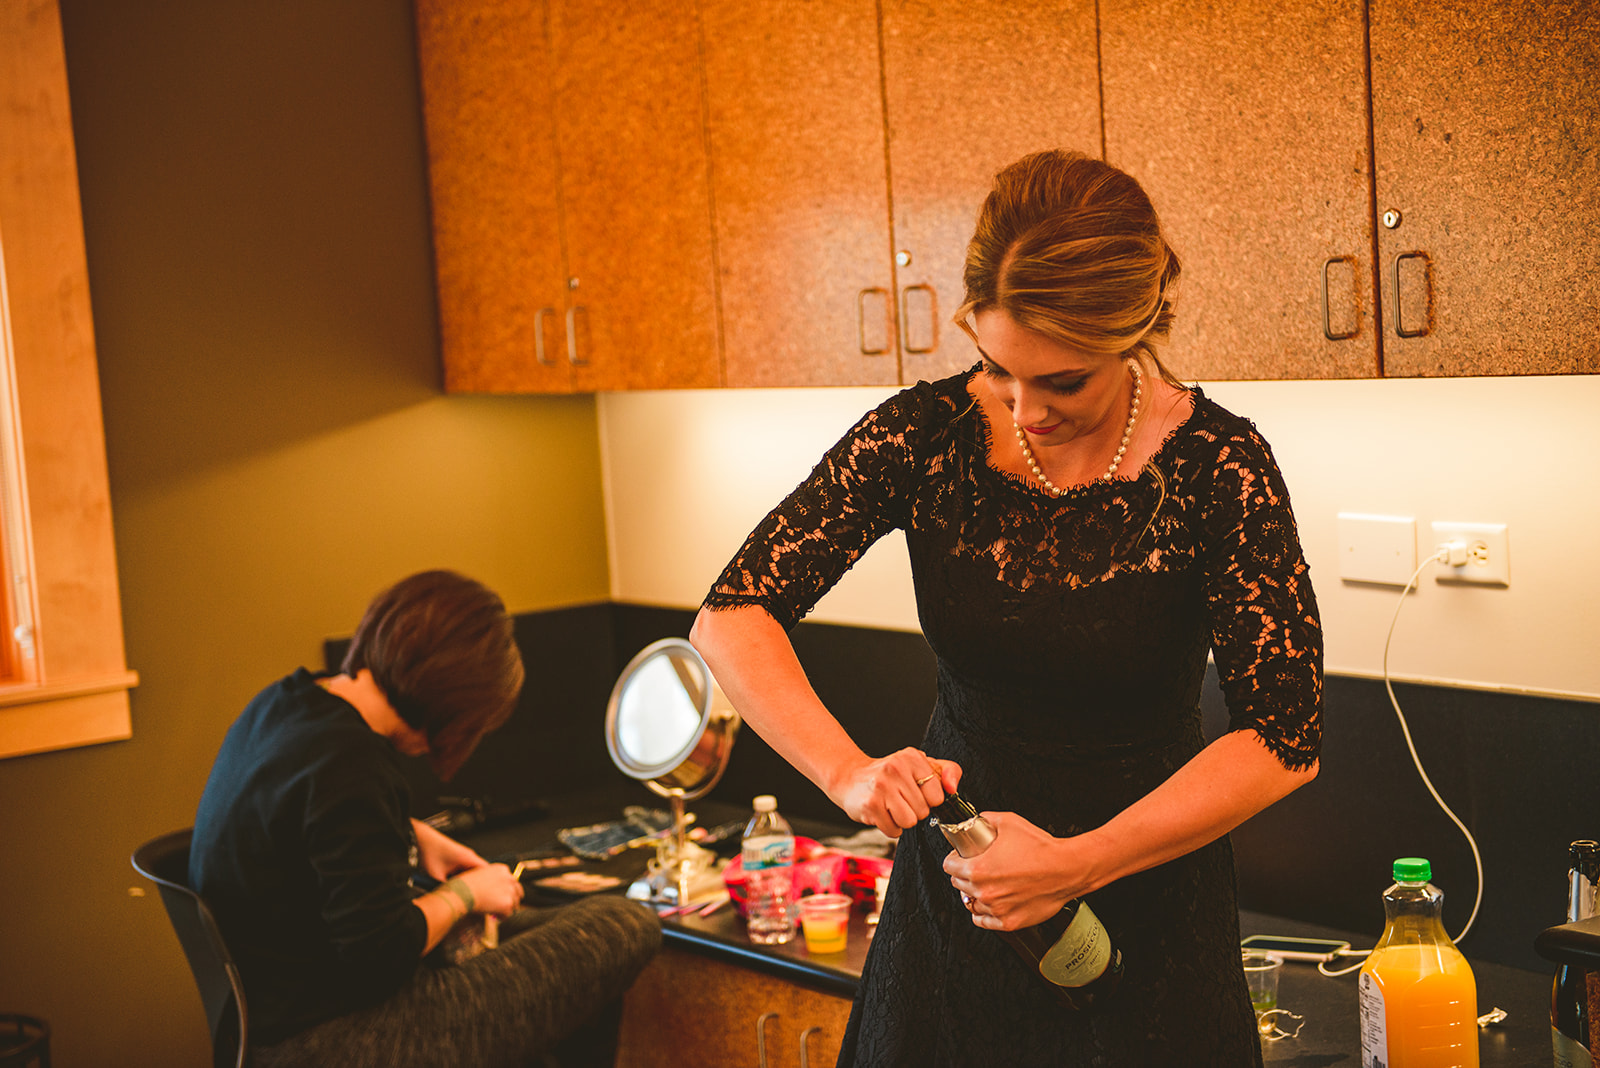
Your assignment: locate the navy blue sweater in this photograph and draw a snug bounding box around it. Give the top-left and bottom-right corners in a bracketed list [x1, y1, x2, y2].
[190, 669, 428, 1045]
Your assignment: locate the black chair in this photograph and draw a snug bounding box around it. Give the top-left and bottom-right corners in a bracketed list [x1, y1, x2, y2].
[131, 830, 249, 1068]
[0, 1014, 49, 1068]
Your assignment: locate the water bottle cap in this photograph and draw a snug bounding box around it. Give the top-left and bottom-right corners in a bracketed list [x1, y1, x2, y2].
[1392, 857, 1431, 882]
[753, 795, 776, 812]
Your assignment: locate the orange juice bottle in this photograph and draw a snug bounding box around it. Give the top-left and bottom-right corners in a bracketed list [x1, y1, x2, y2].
[1358, 858, 1479, 1068]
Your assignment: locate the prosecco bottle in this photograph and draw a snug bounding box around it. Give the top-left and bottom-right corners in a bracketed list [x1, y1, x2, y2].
[1553, 839, 1600, 1067]
[933, 790, 1123, 1010]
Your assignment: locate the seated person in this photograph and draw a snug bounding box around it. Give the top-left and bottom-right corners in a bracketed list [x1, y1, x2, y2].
[190, 569, 661, 1067]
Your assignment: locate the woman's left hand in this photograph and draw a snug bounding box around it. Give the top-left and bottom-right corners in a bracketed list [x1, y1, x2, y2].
[941, 811, 1100, 932]
[412, 818, 489, 882]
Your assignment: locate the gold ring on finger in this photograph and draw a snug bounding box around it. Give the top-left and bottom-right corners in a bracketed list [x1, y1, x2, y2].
[915, 772, 937, 786]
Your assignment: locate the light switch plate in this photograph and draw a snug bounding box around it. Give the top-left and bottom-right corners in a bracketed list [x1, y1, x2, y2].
[1337, 513, 1417, 586]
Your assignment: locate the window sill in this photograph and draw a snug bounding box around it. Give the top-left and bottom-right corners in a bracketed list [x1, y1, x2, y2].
[0, 672, 138, 758]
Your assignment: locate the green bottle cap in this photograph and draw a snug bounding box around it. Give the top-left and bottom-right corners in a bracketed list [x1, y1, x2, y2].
[1393, 857, 1431, 882]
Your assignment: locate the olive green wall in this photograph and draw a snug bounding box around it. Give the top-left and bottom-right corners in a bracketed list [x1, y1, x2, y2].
[0, 4, 608, 1066]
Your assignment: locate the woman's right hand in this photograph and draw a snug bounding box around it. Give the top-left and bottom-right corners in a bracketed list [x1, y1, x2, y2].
[455, 862, 524, 917]
[825, 749, 962, 839]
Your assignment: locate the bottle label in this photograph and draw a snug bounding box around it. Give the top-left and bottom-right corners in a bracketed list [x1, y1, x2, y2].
[1037, 901, 1112, 988]
[1357, 970, 1387, 1067]
[742, 834, 793, 871]
[1554, 1026, 1595, 1068]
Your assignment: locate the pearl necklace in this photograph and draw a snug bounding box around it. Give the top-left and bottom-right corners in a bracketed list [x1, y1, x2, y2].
[1013, 361, 1143, 497]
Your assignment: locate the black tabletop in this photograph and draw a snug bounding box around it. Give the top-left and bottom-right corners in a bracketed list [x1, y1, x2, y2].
[463, 788, 1556, 1065]
[1239, 912, 1552, 1066]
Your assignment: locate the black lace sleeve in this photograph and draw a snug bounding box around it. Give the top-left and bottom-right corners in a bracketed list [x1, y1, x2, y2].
[702, 387, 928, 630]
[1196, 418, 1324, 770]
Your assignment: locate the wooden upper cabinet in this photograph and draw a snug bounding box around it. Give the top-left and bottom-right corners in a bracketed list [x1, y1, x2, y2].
[418, 0, 720, 392]
[552, 0, 720, 390]
[699, 0, 899, 388]
[1370, 0, 1600, 376]
[418, 1, 1583, 390]
[881, 0, 1102, 385]
[417, 0, 571, 392]
[1100, 0, 1378, 380]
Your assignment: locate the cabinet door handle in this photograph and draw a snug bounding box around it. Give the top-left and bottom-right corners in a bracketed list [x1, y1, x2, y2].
[858, 287, 891, 355]
[566, 305, 590, 365]
[534, 307, 557, 366]
[901, 283, 938, 353]
[1392, 251, 1432, 338]
[1320, 256, 1358, 341]
[799, 1025, 824, 1068]
[755, 1012, 779, 1068]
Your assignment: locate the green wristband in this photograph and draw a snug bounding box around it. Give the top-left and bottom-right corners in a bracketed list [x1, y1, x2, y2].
[442, 876, 475, 916]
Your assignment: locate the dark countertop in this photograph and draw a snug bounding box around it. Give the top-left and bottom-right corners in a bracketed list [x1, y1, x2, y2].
[464, 788, 1555, 1064]
[1237, 912, 1552, 1066]
[463, 788, 870, 997]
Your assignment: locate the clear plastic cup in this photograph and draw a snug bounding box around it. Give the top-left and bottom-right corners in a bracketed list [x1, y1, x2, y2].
[1241, 950, 1282, 1033]
[797, 893, 852, 955]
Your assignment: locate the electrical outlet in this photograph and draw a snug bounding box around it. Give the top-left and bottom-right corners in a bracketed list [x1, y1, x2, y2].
[1430, 521, 1509, 587]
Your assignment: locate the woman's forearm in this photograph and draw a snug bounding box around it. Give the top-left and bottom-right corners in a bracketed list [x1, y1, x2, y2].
[690, 605, 956, 835]
[1078, 729, 1317, 894]
[690, 605, 865, 796]
[414, 879, 473, 954]
[947, 728, 1316, 931]
[1049, 725, 1312, 908]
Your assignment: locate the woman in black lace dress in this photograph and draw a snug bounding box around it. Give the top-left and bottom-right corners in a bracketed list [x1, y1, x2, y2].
[691, 150, 1322, 1066]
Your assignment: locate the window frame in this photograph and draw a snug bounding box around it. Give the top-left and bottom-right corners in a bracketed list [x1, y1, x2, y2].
[0, 0, 137, 759]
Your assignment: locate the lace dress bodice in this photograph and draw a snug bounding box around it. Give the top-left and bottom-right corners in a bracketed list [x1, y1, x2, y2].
[705, 366, 1323, 1064]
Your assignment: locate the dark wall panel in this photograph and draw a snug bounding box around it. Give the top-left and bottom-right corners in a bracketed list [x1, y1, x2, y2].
[326, 603, 633, 818]
[1207, 668, 1600, 972]
[492, 604, 1593, 972]
[382, 603, 1592, 974]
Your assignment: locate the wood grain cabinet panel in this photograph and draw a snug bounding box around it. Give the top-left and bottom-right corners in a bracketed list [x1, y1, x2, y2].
[418, 0, 720, 392]
[1370, 0, 1600, 376]
[417, 0, 571, 392]
[1100, 0, 1379, 381]
[881, 0, 1102, 385]
[700, 0, 900, 388]
[552, 0, 720, 390]
[614, 947, 852, 1068]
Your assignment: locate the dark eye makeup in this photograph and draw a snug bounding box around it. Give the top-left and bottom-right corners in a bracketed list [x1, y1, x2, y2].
[981, 358, 1090, 395]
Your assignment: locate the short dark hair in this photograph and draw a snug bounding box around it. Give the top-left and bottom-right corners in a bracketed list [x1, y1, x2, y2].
[340, 570, 524, 781]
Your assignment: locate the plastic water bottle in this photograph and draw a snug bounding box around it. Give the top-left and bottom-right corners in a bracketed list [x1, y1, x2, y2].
[742, 794, 795, 945]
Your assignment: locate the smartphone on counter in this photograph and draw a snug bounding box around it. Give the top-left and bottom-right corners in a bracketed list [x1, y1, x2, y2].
[1240, 934, 1352, 962]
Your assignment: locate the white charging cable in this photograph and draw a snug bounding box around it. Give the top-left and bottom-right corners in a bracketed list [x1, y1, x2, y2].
[1318, 545, 1486, 977]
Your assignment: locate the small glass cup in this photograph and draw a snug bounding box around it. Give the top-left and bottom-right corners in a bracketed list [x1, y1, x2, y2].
[797, 893, 852, 955]
[1241, 950, 1282, 1034]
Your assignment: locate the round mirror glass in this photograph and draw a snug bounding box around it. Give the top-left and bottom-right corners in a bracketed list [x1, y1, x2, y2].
[605, 638, 739, 799]
[615, 649, 706, 773]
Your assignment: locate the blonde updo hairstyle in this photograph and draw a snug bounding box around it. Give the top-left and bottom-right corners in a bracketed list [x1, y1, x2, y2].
[956, 149, 1185, 389]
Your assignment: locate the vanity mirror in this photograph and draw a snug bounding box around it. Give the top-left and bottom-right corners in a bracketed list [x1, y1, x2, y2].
[605, 638, 740, 906]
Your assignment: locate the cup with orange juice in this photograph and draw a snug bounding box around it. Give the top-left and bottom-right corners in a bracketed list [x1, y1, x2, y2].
[798, 893, 852, 955]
